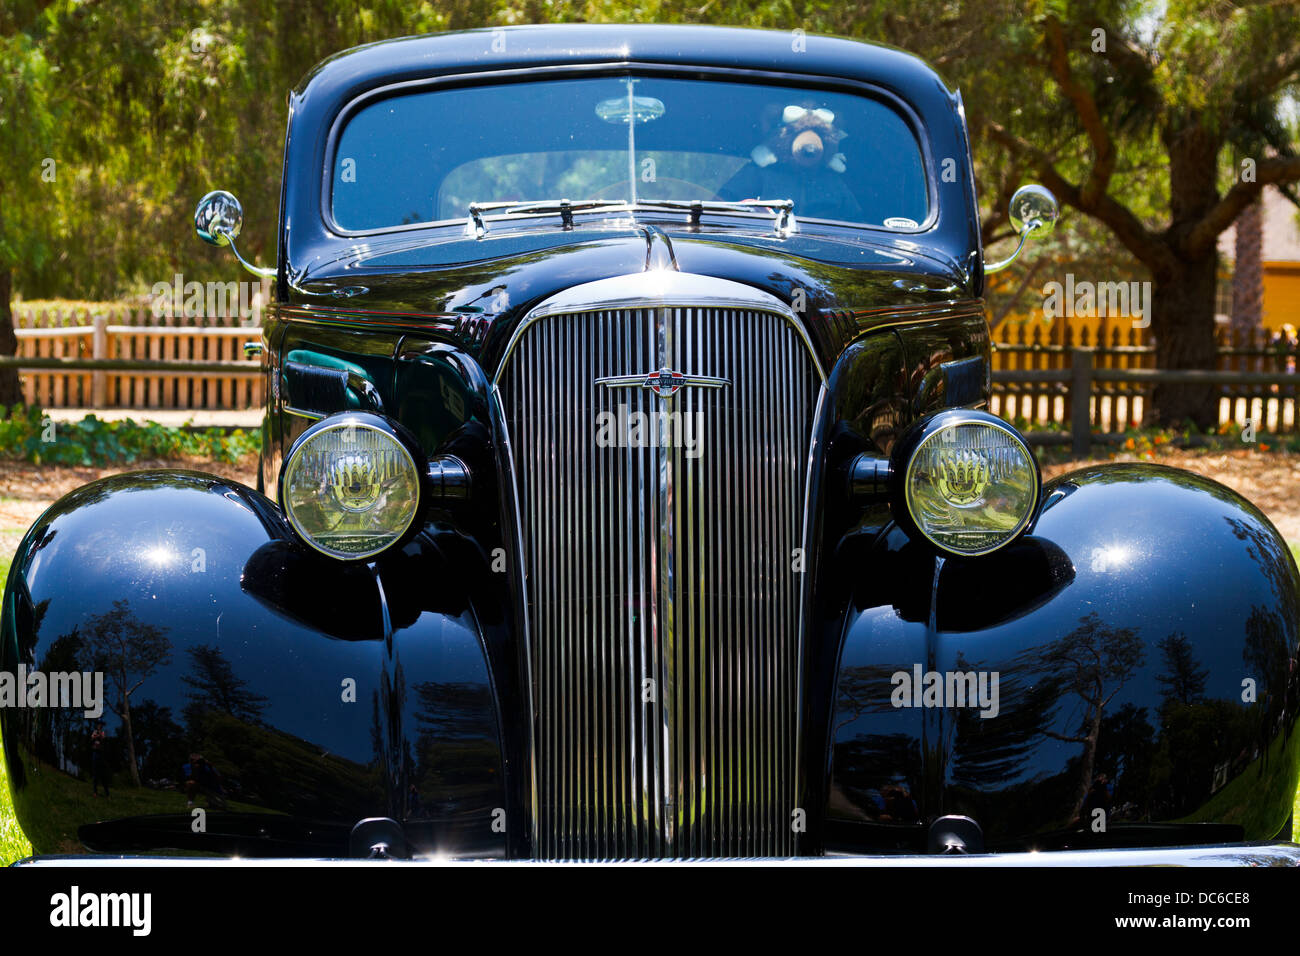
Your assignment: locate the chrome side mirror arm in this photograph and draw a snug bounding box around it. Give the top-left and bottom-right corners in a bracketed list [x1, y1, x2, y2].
[984, 184, 1059, 275]
[194, 190, 275, 279]
[983, 228, 1033, 275]
[223, 235, 275, 279]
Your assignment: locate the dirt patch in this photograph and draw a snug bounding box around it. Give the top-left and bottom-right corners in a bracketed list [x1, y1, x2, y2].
[0, 457, 259, 531]
[1044, 449, 1300, 543]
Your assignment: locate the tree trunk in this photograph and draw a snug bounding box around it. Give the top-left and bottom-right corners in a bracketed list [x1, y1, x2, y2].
[1144, 123, 1222, 430]
[0, 269, 22, 407]
[1070, 710, 1103, 824]
[1230, 196, 1264, 333]
[1149, 258, 1220, 428]
[121, 695, 141, 788]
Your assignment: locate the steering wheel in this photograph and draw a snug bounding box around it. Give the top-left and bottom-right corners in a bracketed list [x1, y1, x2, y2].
[587, 177, 720, 201]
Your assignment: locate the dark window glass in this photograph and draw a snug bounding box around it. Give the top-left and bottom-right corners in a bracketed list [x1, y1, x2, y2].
[331, 76, 929, 231]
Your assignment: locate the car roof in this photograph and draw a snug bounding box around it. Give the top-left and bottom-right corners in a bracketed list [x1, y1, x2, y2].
[280, 25, 983, 292]
[294, 24, 956, 100]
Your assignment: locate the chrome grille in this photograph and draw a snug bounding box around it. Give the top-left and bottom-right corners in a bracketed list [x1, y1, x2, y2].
[499, 303, 821, 859]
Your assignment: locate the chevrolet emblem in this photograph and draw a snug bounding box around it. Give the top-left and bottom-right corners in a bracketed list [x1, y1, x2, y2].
[596, 367, 729, 398]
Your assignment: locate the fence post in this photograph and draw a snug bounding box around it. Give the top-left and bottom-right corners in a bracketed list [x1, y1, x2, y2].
[91, 313, 107, 408]
[1071, 347, 1093, 458]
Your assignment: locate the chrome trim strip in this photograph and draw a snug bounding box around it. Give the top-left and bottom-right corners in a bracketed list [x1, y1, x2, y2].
[656, 302, 673, 854]
[793, 382, 828, 854]
[465, 198, 796, 239]
[283, 406, 325, 422]
[489, 382, 540, 856]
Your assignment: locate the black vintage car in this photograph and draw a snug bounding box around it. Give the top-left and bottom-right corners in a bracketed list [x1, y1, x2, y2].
[3, 24, 1298, 864]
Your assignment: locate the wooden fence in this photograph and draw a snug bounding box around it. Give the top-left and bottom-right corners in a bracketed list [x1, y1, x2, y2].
[11, 305, 262, 410]
[9, 304, 1300, 430]
[992, 322, 1300, 441]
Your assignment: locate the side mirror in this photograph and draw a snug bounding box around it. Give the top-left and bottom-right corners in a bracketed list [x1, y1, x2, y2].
[195, 190, 274, 278]
[985, 185, 1060, 274]
[1008, 184, 1059, 240]
[195, 190, 244, 247]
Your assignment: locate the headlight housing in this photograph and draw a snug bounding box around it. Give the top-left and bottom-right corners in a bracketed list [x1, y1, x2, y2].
[280, 413, 424, 560]
[892, 410, 1040, 557]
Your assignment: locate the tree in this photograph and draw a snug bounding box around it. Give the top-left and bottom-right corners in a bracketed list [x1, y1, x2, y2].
[1155, 632, 1209, 712]
[81, 599, 172, 787]
[0, 1, 61, 404]
[35, 628, 84, 772]
[1, 0, 467, 311]
[182, 643, 267, 724]
[1039, 612, 1145, 822]
[6, 0, 1298, 432]
[128, 699, 186, 783]
[646, 0, 1300, 427]
[974, 2, 1300, 427]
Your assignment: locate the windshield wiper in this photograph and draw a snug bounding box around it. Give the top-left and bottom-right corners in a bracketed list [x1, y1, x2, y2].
[465, 198, 796, 239]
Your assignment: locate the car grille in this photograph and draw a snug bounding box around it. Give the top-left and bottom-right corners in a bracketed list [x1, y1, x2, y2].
[498, 304, 821, 859]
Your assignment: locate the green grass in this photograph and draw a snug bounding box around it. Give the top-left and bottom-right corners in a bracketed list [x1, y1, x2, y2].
[0, 758, 30, 864]
[1178, 728, 1297, 839]
[5, 753, 259, 858]
[0, 547, 34, 864]
[1295, 780, 1300, 841]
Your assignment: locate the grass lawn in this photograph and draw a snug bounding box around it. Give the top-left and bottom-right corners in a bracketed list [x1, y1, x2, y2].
[0, 545, 34, 864]
[0, 761, 29, 864]
[4, 753, 261, 858]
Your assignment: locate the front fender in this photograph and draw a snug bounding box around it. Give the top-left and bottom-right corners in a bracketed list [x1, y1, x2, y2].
[0, 471, 508, 858]
[826, 463, 1300, 853]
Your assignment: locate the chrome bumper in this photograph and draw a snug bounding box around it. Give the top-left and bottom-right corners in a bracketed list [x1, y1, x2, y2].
[13, 841, 1300, 866]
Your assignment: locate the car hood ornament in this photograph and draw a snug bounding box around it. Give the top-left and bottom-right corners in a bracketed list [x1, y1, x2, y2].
[596, 367, 729, 397]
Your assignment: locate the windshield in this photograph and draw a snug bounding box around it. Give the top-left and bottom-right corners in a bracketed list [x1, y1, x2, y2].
[330, 75, 930, 232]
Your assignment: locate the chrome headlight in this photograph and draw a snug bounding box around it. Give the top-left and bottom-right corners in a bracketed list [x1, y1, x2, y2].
[280, 413, 423, 560]
[893, 410, 1040, 557]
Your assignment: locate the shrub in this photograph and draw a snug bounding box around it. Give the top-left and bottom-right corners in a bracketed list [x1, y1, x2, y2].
[0, 405, 259, 466]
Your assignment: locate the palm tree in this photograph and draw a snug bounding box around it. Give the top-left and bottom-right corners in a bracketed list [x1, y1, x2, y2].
[1230, 195, 1264, 335]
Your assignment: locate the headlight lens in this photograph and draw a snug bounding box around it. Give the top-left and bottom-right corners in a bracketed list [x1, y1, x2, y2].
[902, 415, 1039, 556]
[282, 416, 421, 560]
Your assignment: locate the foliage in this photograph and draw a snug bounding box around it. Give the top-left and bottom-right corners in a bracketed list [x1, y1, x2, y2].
[0, 405, 259, 466]
[2, 3, 1296, 351]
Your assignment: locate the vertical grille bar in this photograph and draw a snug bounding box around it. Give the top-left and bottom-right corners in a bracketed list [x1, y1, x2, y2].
[502, 304, 818, 858]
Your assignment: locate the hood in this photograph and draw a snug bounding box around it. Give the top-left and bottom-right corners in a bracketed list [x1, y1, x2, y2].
[284, 225, 976, 373]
